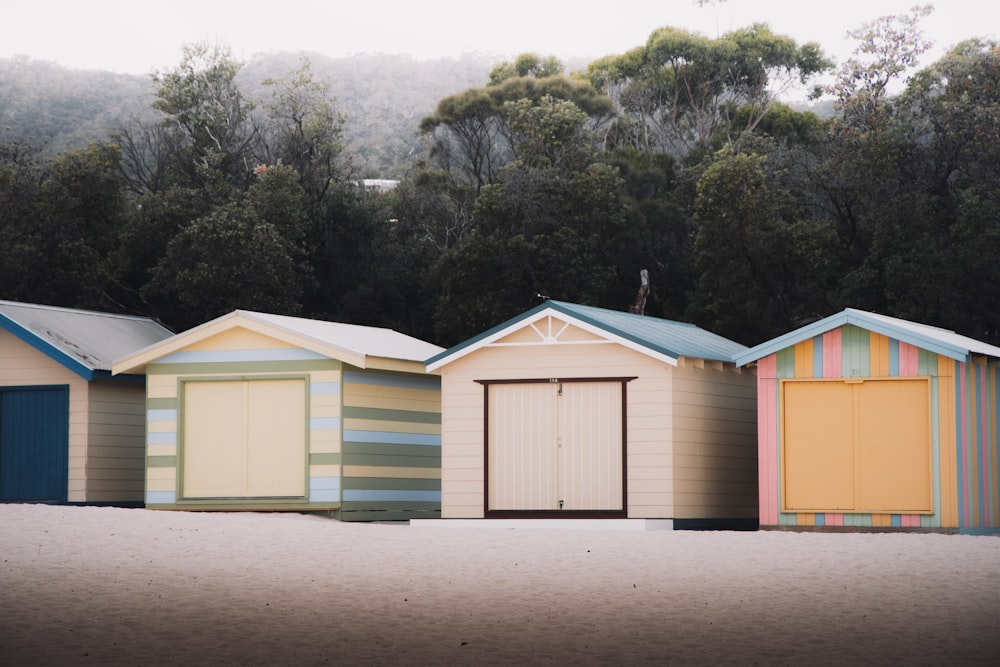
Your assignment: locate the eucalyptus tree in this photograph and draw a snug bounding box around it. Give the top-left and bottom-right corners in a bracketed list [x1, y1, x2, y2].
[587, 24, 831, 159]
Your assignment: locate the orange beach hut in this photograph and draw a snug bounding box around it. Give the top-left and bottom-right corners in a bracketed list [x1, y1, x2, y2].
[735, 309, 1000, 534]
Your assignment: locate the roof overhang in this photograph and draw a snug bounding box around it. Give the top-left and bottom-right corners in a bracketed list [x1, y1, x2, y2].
[734, 308, 994, 367]
[0, 312, 94, 380]
[113, 311, 368, 374]
[426, 302, 678, 372]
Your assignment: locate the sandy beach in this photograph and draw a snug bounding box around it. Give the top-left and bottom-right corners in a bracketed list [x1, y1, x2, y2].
[1, 504, 998, 666]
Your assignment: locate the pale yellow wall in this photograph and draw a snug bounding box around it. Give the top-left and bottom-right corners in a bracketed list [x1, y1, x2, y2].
[85, 380, 147, 503]
[671, 357, 758, 519]
[0, 330, 89, 501]
[437, 334, 674, 519]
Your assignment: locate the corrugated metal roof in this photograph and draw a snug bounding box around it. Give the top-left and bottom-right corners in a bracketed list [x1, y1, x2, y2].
[239, 311, 444, 362]
[0, 300, 174, 379]
[426, 300, 748, 370]
[734, 308, 1000, 366]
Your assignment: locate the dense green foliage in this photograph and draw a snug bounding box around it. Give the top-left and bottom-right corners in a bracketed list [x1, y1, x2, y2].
[2, 10, 999, 350]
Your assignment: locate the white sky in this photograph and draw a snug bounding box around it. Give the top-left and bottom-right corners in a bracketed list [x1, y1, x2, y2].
[3, 0, 998, 77]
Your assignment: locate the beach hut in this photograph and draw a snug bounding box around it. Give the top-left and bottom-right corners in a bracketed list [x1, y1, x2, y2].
[0, 300, 173, 504]
[113, 310, 444, 520]
[734, 308, 1000, 534]
[424, 300, 758, 529]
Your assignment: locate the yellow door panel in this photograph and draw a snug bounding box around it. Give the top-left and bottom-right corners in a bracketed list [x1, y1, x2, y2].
[782, 381, 855, 510]
[859, 379, 931, 512]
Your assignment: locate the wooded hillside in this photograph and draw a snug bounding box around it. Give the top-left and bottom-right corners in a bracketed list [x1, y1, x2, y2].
[2, 8, 997, 349]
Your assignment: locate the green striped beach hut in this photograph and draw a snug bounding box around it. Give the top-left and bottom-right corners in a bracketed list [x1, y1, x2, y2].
[113, 310, 444, 521]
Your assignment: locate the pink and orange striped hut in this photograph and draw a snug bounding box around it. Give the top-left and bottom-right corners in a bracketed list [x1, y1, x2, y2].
[735, 309, 1000, 534]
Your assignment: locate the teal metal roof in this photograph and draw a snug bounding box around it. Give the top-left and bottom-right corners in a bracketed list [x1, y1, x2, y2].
[0, 300, 174, 380]
[733, 308, 1000, 366]
[426, 300, 748, 369]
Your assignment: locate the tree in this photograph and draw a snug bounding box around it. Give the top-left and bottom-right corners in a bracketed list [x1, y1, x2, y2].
[259, 55, 349, 206]
[488, 53, 563, 85]
[0, 141, 129, 310]
[143, 164, 311, 330]
[152, 43, 261, 195]
[587, 24, 831, 159]
[687, 151, 835, 344]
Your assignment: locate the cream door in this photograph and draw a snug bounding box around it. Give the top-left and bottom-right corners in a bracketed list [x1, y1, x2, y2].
[488, 381, 623, 511]
[183, 378, 306, 499]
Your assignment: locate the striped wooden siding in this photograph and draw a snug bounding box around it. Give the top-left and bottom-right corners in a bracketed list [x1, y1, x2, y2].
[758, 325, 1000, 531]
[142, 328, 345, 509]
[338, 368, 441, 520]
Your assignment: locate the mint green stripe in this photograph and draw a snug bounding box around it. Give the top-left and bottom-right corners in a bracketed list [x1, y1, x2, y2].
[919, 349, 938, 376]
[341, 441, 441, 460]
[149, 359, 341, 375]
[309, 453, 342, 465]
[342, 452, 441, 468]
[343, 406, 441, 424]
[147, 455, 176, 467]
[776, 347, 796, 378]
[841, 325, 870, 378]
[147, 397, 177, 409]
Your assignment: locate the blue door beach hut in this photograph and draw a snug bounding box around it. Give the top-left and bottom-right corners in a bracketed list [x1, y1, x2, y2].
[0, 300, 173, 504]
[113, 310, 444, 520]
[735, 308, 1000, 534]
[425, 300, 758, 529]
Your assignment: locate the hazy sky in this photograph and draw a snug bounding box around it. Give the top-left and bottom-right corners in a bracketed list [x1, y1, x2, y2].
[3, 0, 998, 76]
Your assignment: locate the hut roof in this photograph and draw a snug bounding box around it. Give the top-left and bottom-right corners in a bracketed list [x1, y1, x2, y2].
[0, 300, 173, 380]
[113, 310, 444, 375]
[734, 308, 1000, 366]
[426, 300, 748, 371]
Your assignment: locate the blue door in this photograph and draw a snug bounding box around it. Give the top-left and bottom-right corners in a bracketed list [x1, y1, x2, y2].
[0, 386, 70, 501]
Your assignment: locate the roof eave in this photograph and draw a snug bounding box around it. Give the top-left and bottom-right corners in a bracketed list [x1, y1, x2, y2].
[734, 309, 975, 366]
[426, 301, 682, 371]
[0, 312, 95, 380]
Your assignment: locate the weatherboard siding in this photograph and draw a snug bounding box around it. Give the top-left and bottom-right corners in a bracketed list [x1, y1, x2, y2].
[437, 340, 674, 519]
[84, 380, 146, 502]
[338, 368, 441, 520]
[139, 328, 442, 519]
[757, 324, 999, 532]
[672, 359, 757, 520]
[142, 330, 345, 509]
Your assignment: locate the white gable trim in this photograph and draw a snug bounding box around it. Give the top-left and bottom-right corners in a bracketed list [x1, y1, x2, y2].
[427, 308, 678, 371]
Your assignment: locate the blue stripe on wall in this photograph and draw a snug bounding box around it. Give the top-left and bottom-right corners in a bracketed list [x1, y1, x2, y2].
[889, 339, 900, 376]
[812, 335, 823, 378]
[309, 477, 341, 502]
[310, 417, 341, 431]
[158, 348, 329, 364]
[146, 490, 176, 504]
[310, 382, 341, 395]
[148, 432, 176, 445]
[343, 430, 441, 446]
[342, 489, 441, 502]
[343, 371, 440, 391]
[148, 409, 177, 421]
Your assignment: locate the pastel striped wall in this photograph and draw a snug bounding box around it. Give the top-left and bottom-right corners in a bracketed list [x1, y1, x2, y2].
[337, 368, 441, 521]
[757, 324, 999, 532]
[142, 326, 442, 520]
